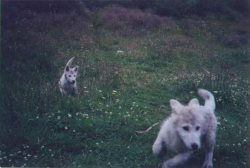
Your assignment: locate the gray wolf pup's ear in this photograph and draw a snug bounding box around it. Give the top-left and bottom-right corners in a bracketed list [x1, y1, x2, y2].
[65, 66, 70, 72]
[188, 98, 200, 111]
[74, 66, 79, 72]
[188, 98, 200, 107]
[170, 99, 182, 114]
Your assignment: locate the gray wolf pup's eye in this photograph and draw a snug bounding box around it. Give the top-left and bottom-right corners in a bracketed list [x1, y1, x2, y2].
[183, 126, 189, 131]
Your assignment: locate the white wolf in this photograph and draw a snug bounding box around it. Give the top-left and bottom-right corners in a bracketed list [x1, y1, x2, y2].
[59, 57, 79, 96]
[152, 89, 217, 168]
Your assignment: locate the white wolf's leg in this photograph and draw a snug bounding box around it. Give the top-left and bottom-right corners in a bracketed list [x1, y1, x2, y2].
[72, 87, 78, 96]
[202, 132, 216, 168]
[162, 151, 193, 168]
[152, 135, 167, 157]
[203, 151, 214, 168]
[59, 81, 66, 96]
[59, 88, 67, 96]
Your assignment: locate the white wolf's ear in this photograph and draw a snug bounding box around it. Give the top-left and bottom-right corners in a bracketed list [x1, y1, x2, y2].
[73, 66, 79, 72]
[170, 99, 182, 114]
[65, 66, 70, 72]
[188, 98, 200, 108]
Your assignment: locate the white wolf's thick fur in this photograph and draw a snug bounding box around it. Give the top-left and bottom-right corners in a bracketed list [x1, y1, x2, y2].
[153, 89, 217, 168]
[59, 57, 79, 96]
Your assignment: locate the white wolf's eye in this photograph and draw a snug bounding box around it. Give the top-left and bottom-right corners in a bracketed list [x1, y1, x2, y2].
[196, 126, 200, 131]
[69, 75, 71, 77]
[74, 75, 76, 77]
[183, 126, 189, 131]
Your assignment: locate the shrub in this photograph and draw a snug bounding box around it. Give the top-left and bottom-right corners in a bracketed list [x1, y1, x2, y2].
[221, 32, 249, 47]
[3, 0, 249, 19]
[154, 0, 199, 17]
[99, 5, 172, 30]
[82, 0, 155, 9]
[2, 0, 82, 13]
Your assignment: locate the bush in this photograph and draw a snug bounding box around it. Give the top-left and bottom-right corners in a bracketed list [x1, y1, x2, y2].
[99, 5, 171, 30]
[154, 0, 199, 17]
[154, 0, 249, 18]
[82, 0, 155, 9]
[221, 32, 249, 47]
[2, 0, 81, 13]
[2, 0, 249, 20]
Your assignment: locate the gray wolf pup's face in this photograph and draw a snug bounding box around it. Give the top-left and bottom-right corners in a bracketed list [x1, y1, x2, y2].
[170, 99, 204, 150]
[65, 65, 79, 84]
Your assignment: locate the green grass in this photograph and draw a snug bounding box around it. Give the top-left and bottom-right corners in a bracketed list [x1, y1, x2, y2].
[1, 7, 249, 168]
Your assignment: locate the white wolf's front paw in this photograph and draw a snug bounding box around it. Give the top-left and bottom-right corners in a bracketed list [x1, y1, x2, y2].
[152, 142, 162, 156]
[202, 161, 213, 168]
[162, 161, 171, 168]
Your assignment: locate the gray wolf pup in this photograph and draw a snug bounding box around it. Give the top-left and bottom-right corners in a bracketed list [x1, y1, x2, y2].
[152, 89, 217, 168]
[59, 57, 79, 96]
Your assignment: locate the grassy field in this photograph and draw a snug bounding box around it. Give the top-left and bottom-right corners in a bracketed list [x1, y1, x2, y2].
[1, 5, 249, 168]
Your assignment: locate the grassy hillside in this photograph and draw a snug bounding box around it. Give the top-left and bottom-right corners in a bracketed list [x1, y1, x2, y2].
[1, 5, 249, 168]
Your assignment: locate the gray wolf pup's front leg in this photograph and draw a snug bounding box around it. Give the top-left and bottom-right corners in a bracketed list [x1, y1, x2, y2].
[162, 151, 193, 168]
[72, 87, 78, 96]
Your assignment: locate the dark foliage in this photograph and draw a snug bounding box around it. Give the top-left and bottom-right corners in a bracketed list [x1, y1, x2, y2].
[2, 0, 249, 19]
[83, 0, 249, 18]
[2, 0, 81, 13]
